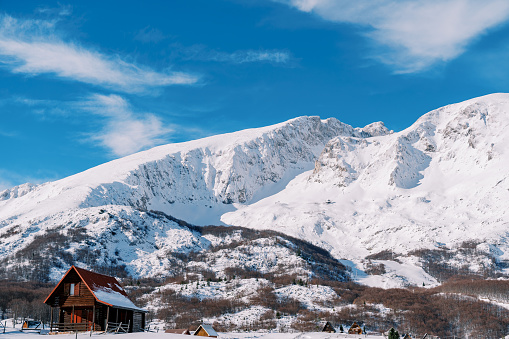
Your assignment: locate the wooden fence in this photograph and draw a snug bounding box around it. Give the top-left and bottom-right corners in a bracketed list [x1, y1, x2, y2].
[105, 320, 130, 333]
[50, 322, 92, 332]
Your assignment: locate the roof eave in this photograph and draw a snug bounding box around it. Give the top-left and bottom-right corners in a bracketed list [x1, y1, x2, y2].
[43, 266, 75, 304]
[95, 299, 148, 313]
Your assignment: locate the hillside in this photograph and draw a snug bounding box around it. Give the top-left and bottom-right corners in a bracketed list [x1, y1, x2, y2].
[0, 116, 386, 282]
[222, 93, 509, 284]
[1, 94, 509, 287]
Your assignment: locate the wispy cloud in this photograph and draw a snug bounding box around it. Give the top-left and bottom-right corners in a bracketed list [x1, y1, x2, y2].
[10, 93, 172, 156]
[80, 94, 172, 156]
[0, 168, 59, 190]
[275, 0, 509, 73]
[0, 129, 17, 138]
[206, 49, 292, 64]
[173, 44, 294, 65]
[0, 175, 14, 190]
[134, 26, 167, 44]
[0, 14, 198, 92]
[35, 4, 73, 17]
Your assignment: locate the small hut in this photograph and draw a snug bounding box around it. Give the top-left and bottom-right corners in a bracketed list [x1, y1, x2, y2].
[320, 321, 336, 333]
[403, 334, 413, 339]
[166, 329, 191, 335]
[193, 324, 218, 337]
[348, 322, 363, 335]
[44, 266, 148, 333]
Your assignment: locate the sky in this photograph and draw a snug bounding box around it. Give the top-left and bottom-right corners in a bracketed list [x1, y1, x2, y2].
[1, 0, 509, 189]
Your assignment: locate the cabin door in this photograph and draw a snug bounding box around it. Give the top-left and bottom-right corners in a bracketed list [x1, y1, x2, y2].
[73, 310, 83, 323]
[85, 309, 94, 323]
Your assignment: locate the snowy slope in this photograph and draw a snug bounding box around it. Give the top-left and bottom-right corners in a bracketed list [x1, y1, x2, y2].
[1, 116, 373, 280]
[2, 94, 509, 286]
[0, 116, 384, 226]
[222, 94, 509, 271]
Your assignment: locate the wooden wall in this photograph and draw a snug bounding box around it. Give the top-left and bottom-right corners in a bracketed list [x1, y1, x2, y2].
[132, 312, 143, 332]
[47, 270, 95, 308]
[57, 302, 106, 331]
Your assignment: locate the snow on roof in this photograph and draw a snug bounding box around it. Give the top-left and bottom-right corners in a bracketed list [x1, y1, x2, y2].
[73, 266, 147, 312]
[195, 324, 218, 337]
[92, 285, 146, 312]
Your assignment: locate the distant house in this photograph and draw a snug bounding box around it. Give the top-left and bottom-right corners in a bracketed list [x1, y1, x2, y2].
[165, 329, 191, 335]
[348, 322, 363, 335]
[193, 324, 218, 337]
[44, 265, 148, 333]
[403, 334, 413, 339]
[320, 321, 336, 333]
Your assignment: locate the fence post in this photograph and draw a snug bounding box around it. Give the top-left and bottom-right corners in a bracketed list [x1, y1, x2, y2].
[116, 322, 122, 333]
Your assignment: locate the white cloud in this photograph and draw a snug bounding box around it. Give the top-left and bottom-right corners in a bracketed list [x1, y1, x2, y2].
[0, 15, 198, 92]
[174, 44, 293, 65]
[81, 94, 172, 157]
[207, 49, 292, 64]
[276, 0, 509, 72]
[35, 4, 73, 17]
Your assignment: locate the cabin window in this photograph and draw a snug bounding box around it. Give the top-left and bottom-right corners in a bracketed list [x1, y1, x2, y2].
[67, 282, 80, 296]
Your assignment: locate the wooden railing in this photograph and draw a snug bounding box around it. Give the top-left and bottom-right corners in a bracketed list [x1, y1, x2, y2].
[105, 320, 130, 333]
[50, 321, 131, 334]
[50, 322, 93, 332]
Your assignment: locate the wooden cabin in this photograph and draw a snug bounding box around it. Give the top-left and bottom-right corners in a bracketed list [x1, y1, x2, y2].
[348, 322, 363, 335]
[193, 324, 218, 337]
[320, 321, 336, 333]
[44, 266, 147, 333]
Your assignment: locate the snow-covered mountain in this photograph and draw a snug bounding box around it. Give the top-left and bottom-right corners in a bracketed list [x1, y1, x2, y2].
[0, 116, 386, 226]
[223, 93, 509, 281]
[1, 93, 509, 285]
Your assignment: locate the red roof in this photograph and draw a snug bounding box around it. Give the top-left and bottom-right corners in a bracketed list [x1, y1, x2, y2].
[73, 266, 128, 297]
[44, 266, 146, 312]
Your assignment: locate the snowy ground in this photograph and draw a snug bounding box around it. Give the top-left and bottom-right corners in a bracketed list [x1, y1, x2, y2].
[1, 328, 384, 339]
[1, 320, 384, 339]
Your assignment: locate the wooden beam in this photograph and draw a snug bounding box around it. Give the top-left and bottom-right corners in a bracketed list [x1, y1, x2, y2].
[105, 306, 110, 332]
[50, 307, 53, 333]
[92, 305, 95, 333]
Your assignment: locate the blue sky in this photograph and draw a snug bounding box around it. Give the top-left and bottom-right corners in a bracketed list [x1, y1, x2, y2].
[2, 0, 509, 189]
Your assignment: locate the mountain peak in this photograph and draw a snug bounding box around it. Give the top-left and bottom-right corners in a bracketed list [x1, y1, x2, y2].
[3, 94, 509, 286]
[358, 121, 392, 137]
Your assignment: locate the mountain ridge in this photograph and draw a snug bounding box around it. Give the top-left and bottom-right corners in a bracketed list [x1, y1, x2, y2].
[0, 116, 389, 225]
[222, 93, 509, 285]
[1, 93, 509, 286]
